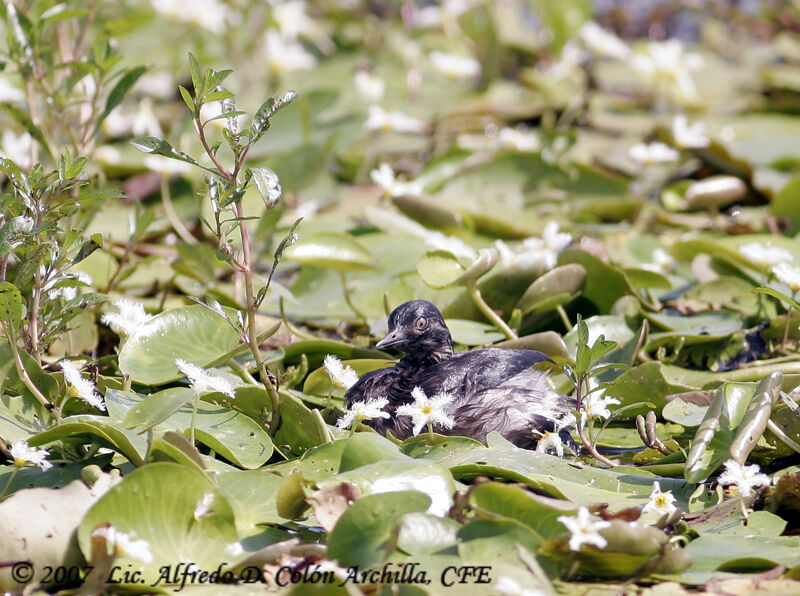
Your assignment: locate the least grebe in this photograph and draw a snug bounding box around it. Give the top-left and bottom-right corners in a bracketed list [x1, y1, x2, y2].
[345, 300, 575, 449]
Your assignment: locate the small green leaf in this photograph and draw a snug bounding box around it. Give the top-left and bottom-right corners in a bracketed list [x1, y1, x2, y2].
[0, 281, 24, 331]
[188, 52, 202, 97]
[178, 85, 195, 113]
[99, 65, 147, 125]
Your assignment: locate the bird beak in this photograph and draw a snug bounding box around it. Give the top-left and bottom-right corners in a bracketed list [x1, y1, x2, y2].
[376, 329, 405, 349]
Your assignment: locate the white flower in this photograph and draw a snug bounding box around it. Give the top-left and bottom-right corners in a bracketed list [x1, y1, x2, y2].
[632, 39, 703, 101]
[738, 242, 793, 268]
[365, 105, 427, 134]
[497, 127, 540, 153]
[175, 359, 236, 398]
[396, 387, 455, 436]
[499, 221, 572, 271]
[0, 130, 33, 168]
[535, 431, 564, 457]
[101, 299, 155, 336]
[323, 355, 359, 390]
[134, 71, 175, 100]
[641, 248, 675, 274]
[354, 71, 384, 103]
[263, 29, 316, 73]
[429, 51, 480, 79]
[773, 262, 800, 293]
[336, 398, 390, 430]
[642, 481, 678, 516]
[94, 145, 122, 165]
[546, 40, 587, 79]
[629, 142, 680, 166]
[131, 98, 163, 138]
[579, 392, 620, 428]
[557, 507, 611, 551]
[717, 459, 770, 498]
[9, 440, 52, 471]
[193, 492, 215, 520]
[493, 575, 548, 596]
[410, 0, 473, 29]
[272, 0, 314, 40]
[579, 22, 630, 60]
[91, 526, 154, 564]
[61, 360, 106, 412]
[369, 163, 423, 198]
[150, 0, 232, 34]
[672, 115, 709, 149]
[143, 155, 193, 177]
[0, 77, 25, 102]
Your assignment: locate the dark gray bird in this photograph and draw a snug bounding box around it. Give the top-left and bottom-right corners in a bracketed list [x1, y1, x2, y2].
[345, 300, 575, 449]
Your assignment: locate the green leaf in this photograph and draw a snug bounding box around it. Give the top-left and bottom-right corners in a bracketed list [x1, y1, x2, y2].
[129, 136, 199, 167]
[178, 85, 195, 113]
[118, 305, 241, 385]
[284, 232, 374, 272]
[0, 281, 24, 331]
[468, 482, 573, 541]
[77, 463, 239, 588]
[417, 250, 467, 289]
[684, 381, 760, 483]
[99, 66, 147, 125]
[107, 388, 274, 469]
[188, 52, 202, 98]
[28, 416, 145, 466]
[516, 264, 586, 315]
[327, 491, 431, 567]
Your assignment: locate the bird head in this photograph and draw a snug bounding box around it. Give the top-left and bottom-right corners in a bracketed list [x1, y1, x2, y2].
[376, 300, 454, 356]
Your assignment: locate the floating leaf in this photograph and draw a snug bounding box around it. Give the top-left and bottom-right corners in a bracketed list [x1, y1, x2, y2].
[284, 232, 374, 272]
[118, 305, 241, 385]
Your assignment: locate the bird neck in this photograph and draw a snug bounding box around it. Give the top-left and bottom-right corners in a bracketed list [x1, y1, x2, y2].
[400, 342, 454, 368]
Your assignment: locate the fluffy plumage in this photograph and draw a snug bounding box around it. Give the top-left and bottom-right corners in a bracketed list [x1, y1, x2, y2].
[345, 300, 575, 449]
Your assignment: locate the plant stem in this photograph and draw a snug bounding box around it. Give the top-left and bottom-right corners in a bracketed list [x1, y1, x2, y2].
[340, 272, 367, 322]
[160, 175, 198, 245]
[556, 305, 572, 332]
[2, 323, 52, 411]
[227, 358, 259, 385]
[575, 376, 616, 467]
[767, 419, 800, 454]
[233, 202, 281, 433]
[0, 467, 20, 501]
[467, 285, 517, 340]
[190, 393, 199, 445]
[781, 290, 798, 350]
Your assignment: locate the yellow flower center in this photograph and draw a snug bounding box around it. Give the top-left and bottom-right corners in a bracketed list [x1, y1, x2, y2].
[421, 405, 433, 415]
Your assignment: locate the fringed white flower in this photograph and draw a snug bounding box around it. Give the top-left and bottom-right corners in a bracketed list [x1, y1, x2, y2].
[642, 481, 678, 516]
[323, 355, 359, 390]
[175, 359, 236, 398]
[336, 398, 390, 430]
[60, 360, 106, 412]
[557, 507, 611, 551]
[396, 387, 455, 436]
[717, 459, 770, 498]
[9, 440, 52, 471]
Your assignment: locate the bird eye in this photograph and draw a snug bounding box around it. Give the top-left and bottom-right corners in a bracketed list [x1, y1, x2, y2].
[415, 317, 427, 330]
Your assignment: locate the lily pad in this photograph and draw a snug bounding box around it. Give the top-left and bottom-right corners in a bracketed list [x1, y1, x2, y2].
[118, 305, 242, 385]
[77, 463, 239, 588]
